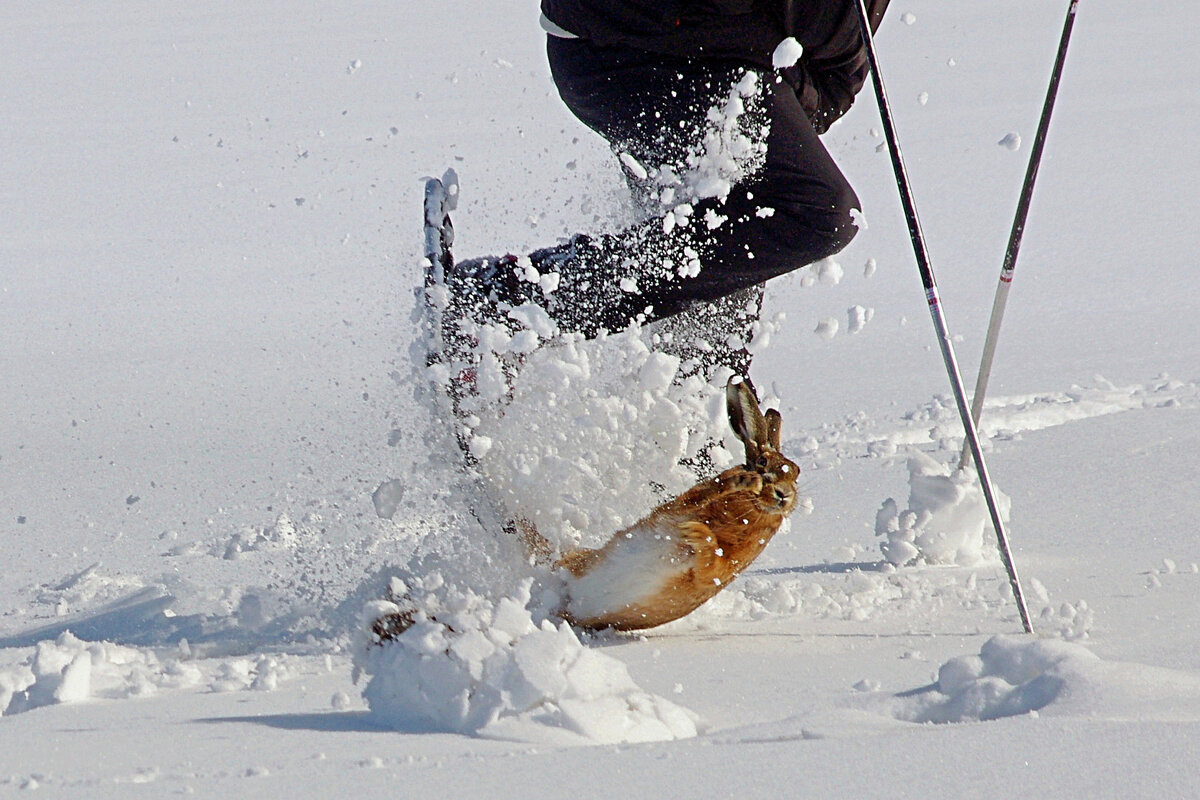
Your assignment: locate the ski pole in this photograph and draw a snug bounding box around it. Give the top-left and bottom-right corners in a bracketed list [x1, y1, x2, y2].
[959, 0, 1079, 471]
[854, 0, 1034, 634]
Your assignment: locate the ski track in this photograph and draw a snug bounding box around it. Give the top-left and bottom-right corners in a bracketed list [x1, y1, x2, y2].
[790, 374, 1200, 466]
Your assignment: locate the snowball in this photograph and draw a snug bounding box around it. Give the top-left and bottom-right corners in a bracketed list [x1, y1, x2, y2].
[539, 271, 561, 295]
[772, 37, 805, 70]
[816, 258, 843, 286]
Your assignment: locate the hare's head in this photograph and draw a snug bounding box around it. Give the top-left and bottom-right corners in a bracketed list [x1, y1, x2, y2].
[726, 376, 800, 514]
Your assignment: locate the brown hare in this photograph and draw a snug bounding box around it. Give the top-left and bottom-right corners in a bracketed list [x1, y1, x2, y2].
[540, 375, 800, 631]
[370, 376, 800, 641]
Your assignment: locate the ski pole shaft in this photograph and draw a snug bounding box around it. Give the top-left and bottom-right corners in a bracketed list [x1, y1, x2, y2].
[959, 0, 1079, 471]
[854, 0, 1034, 634]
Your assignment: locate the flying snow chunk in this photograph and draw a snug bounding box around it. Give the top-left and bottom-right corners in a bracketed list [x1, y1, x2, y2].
[618, 152, 648, 181]
[772, 37, 804, 70]
[816, 258, 843, 287]
[999, 132, 1022, 151]
[814, 318, 839, 340]
[469, 435, 493, 460]
[847, 305, 874, 334]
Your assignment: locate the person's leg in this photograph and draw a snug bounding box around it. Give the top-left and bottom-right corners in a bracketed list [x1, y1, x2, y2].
[447, 39, 858, 340]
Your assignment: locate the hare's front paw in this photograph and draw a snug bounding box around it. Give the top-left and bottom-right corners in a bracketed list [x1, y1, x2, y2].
[720, 469, 763, 495]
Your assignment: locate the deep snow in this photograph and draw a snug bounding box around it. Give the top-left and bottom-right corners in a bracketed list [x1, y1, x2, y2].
[3, 0, 1200, 796]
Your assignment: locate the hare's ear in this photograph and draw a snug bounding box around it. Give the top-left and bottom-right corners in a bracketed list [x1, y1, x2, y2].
[765, 408, 782, 451]
[726, 376, 768, 463]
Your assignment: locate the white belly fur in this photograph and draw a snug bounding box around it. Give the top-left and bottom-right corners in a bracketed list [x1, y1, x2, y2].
[563, 515, 690, 622]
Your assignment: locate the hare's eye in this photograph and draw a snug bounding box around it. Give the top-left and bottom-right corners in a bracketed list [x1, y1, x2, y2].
[755, 455, 768, 469]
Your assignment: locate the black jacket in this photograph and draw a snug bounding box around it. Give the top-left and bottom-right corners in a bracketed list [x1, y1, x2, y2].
[541, 0, 890, 132]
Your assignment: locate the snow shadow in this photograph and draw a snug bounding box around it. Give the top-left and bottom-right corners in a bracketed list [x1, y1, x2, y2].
[750, 560, 888, 576]
[199, 711, 387, 734]
[0, 587, 323, 656]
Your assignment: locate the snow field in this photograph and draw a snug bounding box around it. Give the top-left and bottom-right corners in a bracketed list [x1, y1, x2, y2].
[2, 0, 1200, 794]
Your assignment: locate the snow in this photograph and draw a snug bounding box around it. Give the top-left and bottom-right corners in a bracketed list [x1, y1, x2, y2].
[356, 577, 698, 745]
[772, 37, 805, 70]
[999, 130, 1023, 150]
[874, 451, 1012, 567]
[3, 0, 1200, 796]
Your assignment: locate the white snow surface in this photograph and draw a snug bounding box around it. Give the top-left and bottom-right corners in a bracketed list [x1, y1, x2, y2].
[3, 0, 1200, 796]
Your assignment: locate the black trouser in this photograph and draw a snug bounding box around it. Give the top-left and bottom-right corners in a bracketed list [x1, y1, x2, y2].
[451, 37, 860, 374]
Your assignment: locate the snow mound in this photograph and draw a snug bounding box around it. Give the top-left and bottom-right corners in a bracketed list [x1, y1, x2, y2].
[356, 575, 699, 745]
[1, 631, 204, 716]
[875, 452, 1010, 567]
[891, 635, 1200, 724]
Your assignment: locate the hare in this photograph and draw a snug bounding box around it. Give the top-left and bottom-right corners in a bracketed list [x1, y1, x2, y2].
[540, 375, 801, 631]
[368, 376, 800, 643]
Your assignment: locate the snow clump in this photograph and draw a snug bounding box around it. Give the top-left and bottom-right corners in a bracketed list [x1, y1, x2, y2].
[875, 452, 1011, 567]
[847, 305, 874, 334]
[772, 37, 804, 69]
[356, 575, 700, 745]
[1, 632, 203, 716]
